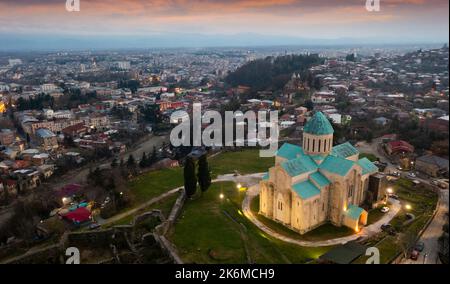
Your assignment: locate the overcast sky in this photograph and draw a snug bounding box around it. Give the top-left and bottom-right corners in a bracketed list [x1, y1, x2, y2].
[0, 0, 448, 48]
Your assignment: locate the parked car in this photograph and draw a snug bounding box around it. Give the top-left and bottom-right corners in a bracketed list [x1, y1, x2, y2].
[89, 223, 101, 230]
[389, 194, 400, 200]
[407, 172, 417, 178]
[381, 224, 396, 236]
[414, 242, 425, 252]
[410, 250, 420, 261]
[381, 207, 390, 213]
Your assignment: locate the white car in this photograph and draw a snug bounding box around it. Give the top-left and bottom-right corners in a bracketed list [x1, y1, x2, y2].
[381, 207, 390, 213]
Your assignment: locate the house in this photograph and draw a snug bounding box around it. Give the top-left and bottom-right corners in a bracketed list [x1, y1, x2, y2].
[62, 123, 88, 138]
[311, 91, 336, 104]
[420, 118, 449, 134]
[35, 128, 58, 151]
[32, 153, 49, 166]
[385, 140, 415, 156]
[0, 147, 18, 160]
[373, 117, 389, 126]
[0, 129, 15, 146]
[0, 179, 18, 197]
[259, 112, 381, 235]
[415, 155, 449, 177]
[38, 164, 55, 179]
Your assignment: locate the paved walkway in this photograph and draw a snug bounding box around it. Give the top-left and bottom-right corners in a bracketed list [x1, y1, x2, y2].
[242, 183, 402, 247]
[100, 171, 402, 247]
[99, 173, 264, 226]
[99, 187, 182, 226]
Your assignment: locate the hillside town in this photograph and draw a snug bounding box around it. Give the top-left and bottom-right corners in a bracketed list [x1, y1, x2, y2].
[0, 44, 448, 264]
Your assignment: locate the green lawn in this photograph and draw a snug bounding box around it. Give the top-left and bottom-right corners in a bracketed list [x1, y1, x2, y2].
[359, 153, 379, 162]
[367, 206, 388, 225]
[129, 167, 183, 205]
[128, 149, 274, 205]
[209, 149, 274, 178]
[250, 196, 355, 242]
[168, 182, 331, 264]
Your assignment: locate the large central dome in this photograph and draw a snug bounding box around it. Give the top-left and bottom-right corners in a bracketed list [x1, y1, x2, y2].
[303, 112, 334, 136]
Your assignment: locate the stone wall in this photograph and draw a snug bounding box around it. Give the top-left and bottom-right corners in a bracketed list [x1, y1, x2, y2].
[1, 210, 168, 264]
[153, 189, 186, 263]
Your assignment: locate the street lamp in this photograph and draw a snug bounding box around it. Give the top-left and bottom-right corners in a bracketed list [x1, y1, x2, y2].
[219, 193, 225, 200]
[405, 204, 412, 211]
[236, 183, 242, 190]
[387, 188, 393, 194]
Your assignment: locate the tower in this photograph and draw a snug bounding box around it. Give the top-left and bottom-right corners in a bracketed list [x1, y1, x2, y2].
[302, 112, 334, 156]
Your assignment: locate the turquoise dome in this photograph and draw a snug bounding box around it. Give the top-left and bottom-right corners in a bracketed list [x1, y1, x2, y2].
[303, 112, 334, 135]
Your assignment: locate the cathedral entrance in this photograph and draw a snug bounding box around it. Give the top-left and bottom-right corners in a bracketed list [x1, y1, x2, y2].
[344, 205, 368, 232]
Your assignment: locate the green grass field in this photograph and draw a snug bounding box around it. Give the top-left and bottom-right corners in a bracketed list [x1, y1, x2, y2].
[359, 153, 379, 162]
[128, 149, 274, 205]
[168, 182, 331, 264]
[209, 149, 274, 178]
[129, 167, 184, 205]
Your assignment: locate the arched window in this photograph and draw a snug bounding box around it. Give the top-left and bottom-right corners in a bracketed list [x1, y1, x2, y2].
[318, 140, 321, 153]
[312, 139, 315, 152]
[324, 139, 327, 152]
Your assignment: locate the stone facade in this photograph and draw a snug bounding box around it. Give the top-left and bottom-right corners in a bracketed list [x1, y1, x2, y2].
[259, 112, 381, 234]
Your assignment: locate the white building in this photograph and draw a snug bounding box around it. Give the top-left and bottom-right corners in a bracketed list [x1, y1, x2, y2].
[40, 84, 57, 93]
[8, 59, 22, 67]
[117, 61, 131, 70]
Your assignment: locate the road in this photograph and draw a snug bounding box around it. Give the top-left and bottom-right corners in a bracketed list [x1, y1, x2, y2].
[356, 138, 397, 174]
[401, 188, 449, 264]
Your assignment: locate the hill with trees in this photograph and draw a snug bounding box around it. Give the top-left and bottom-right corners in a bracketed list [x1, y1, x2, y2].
[225, 54, 323, 91]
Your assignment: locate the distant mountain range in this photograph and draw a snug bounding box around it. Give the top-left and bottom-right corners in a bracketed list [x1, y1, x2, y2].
[0, 33, 447, 51]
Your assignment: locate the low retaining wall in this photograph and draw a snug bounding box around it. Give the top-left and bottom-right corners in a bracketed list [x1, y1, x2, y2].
[153, 189, 186, 263]
[2, 210, 166, 264]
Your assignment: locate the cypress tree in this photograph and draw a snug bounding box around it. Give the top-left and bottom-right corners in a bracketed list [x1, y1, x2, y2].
[150, 146, 158, 164]
[140, 152, 147, 168]
[184, 157, 197, 198]
[197, 155, 211, 194]
[127, 155, 136, 168]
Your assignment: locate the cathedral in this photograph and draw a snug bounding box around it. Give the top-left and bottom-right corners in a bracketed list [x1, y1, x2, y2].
[259, 112, 382, 234]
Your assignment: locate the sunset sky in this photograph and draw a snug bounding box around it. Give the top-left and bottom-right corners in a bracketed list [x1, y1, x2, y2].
[0, 0, 448, 48]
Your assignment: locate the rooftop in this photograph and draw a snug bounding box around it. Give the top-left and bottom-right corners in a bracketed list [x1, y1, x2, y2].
[331, 142, 359, 159]
[281, 155, 318, 177]
[303, 111, 334, 136]
[292, 180, 321, 200]
[320, 155, 355, 176]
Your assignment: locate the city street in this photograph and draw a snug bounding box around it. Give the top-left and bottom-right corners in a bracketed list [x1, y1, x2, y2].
[357, 139, 449, 264]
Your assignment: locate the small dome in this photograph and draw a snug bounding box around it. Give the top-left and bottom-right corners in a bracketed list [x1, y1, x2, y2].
[304, 112, 334, 135]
